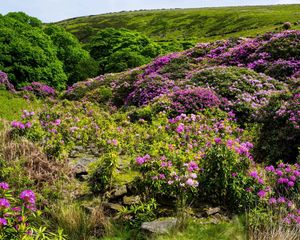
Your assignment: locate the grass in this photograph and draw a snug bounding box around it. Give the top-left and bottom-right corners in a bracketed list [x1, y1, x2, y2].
[101, 216, 247, 240]
[0, 89, 41, 129]
[55, 4, 300, 44]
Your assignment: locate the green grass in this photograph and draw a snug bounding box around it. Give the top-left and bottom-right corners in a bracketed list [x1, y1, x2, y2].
[55, 4, 300, 44]
[101, 216, 247, 240]
[0, 90, 41, 129]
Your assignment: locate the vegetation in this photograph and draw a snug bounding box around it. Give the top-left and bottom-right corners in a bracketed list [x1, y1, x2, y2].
[56, 4, 300, 45]
[1, 5, 300, 240]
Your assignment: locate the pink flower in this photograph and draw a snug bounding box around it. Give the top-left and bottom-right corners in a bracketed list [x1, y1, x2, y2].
[0, 182, 9, 190]
[268, 197, 277, 205]
[0, 198, 10, 209]
[288, 181, 295, 187]
[257, 190, 267, 198]
[20, 190, 36, 204]
[187, 161, 199, 172]
[176, 123, 185, 134]
[0, 218, 7, 226]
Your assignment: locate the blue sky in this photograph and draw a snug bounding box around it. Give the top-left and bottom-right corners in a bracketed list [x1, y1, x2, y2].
[1, 0, 299, 22]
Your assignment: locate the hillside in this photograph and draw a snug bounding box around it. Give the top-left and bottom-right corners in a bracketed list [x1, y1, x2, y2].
[56, 4, 300, 43]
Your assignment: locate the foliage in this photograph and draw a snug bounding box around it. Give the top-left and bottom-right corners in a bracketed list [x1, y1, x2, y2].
[88, 28, 161, 74]
[0, 183, 65, 239]
[44, 25, 98, 85]
[0, 13, 67, 90]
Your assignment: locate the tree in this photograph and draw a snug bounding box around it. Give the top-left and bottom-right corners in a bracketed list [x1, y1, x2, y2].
[44, 25, 98, 85]
[0, 13, 67, 90]
[88, 28, 161, 74]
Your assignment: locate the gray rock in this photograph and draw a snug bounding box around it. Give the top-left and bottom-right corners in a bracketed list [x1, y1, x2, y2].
[141, 218, 177, 234]
[103, 203, 124, 212]
[112, 185, 127, 198]
[123, 195, 140, 205]
[74, 145, 84, 153]
[206, 207, 221, 216]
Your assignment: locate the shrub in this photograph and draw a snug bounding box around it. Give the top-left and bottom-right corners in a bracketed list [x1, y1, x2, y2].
[189, 66, 285, 122]
[254, 90, 300, 163]
[0, 183, 65, 239]
[22, 82, 56, 98]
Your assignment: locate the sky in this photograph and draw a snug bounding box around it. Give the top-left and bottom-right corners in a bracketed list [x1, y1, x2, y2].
[1, 0, 299, 23]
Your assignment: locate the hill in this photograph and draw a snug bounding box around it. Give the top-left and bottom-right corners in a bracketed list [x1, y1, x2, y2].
[56, 4, 300, 43]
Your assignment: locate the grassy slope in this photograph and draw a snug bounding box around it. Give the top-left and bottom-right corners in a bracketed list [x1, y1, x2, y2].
[0, 90, 41, 129]
[56, 4, 300, 43]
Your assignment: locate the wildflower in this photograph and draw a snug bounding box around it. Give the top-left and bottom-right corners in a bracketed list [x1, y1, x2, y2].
[0, 198, 10, 209]
[187, 161, 199, 172]
[265, 165, 275, 172]
[20, 190, 36, 204]
[288, 181, 295, 187]
[0, 182, 9, 190]
[278, 197, 286, 203]
[176, 123, 185, 134]
[257, 190, 267, 198]
[232, 173, 237, 177]
[0, 218, 7, 226]
[268, 197, 277, 205]
[190, 173, 197, 179]
[214, 138, 222, 144]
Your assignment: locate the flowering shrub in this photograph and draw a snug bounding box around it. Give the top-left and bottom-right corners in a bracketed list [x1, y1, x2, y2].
[168, 88, 221, 116]
[248, 162, 300, 231]
[189, 66, 286, 121]
[22, 82, 56, 98]
[255, 89, 300, 163]
[0, 182, 65, 239]
[126, 73, 176, 106]
[0, 71, 15, 92]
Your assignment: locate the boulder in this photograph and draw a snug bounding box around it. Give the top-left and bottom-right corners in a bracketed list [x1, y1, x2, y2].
[123, 195, 140, 205]
[141, 218, 177, 234]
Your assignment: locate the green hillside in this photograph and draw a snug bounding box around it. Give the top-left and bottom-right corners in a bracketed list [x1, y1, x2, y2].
[56, 4, 300, 43]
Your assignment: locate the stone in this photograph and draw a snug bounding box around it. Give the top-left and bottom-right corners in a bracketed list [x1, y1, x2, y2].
[103, 203, 124, 212]
[112, 185, 127, 198]
[205, 207, 221, 216]
[123, 195, 140, 205]
[141, 218, 177, 234]
[70, 156, 98, 180]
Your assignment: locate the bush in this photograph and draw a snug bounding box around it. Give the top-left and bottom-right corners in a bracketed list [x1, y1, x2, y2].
[0, 13, 67, 90]
[189, 66, 285, 122]
[254, 90, 300, 163]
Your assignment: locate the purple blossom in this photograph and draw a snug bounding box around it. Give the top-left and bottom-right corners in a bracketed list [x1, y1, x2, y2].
[0, 198, 10, 209]
[0, 182, 9, 190]
[20, 190, 36, 204]
[0, 218, 7, 226]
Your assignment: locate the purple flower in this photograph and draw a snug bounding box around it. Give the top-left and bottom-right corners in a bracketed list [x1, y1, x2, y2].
[0, 198, 10, 209]
[0, 218, 7, 226]
[187, 161, 199, 172]
[0, 182, 9, 190]
[268, 197, 277, 205]
[257, 190, 267, 198]
[278, 197, 286, 203]
[232, 173, 237, 177]
[20, 190, 36, 204]
[176, 123, 185, 134]
[265, 165, 275, 172]
[288, 181, 295, 187]
[214, 138, 222, 144]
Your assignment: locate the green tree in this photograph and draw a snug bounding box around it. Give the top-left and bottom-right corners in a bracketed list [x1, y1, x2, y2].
[44, 25, 98, 85]
[0, 13, 67, 89]
[88, 28, 161, 74]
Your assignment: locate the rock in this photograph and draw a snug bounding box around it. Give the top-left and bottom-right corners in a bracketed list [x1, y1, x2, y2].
[74, 145, 84, 153]
[103, 203, 124, 212]
[112, 185, 127, 198]
[71, 156, 98, 180]
[141, 218, 177, 234]
[205, 207, 221, 216]
[123, 195, 140, 205]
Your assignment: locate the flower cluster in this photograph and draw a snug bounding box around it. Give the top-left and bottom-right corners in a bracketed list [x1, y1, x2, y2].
[0, 71, 15, 92]
[11, 110, 35, 130]
[22, 82, 56, 98]
[0, 182, 37, 236]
